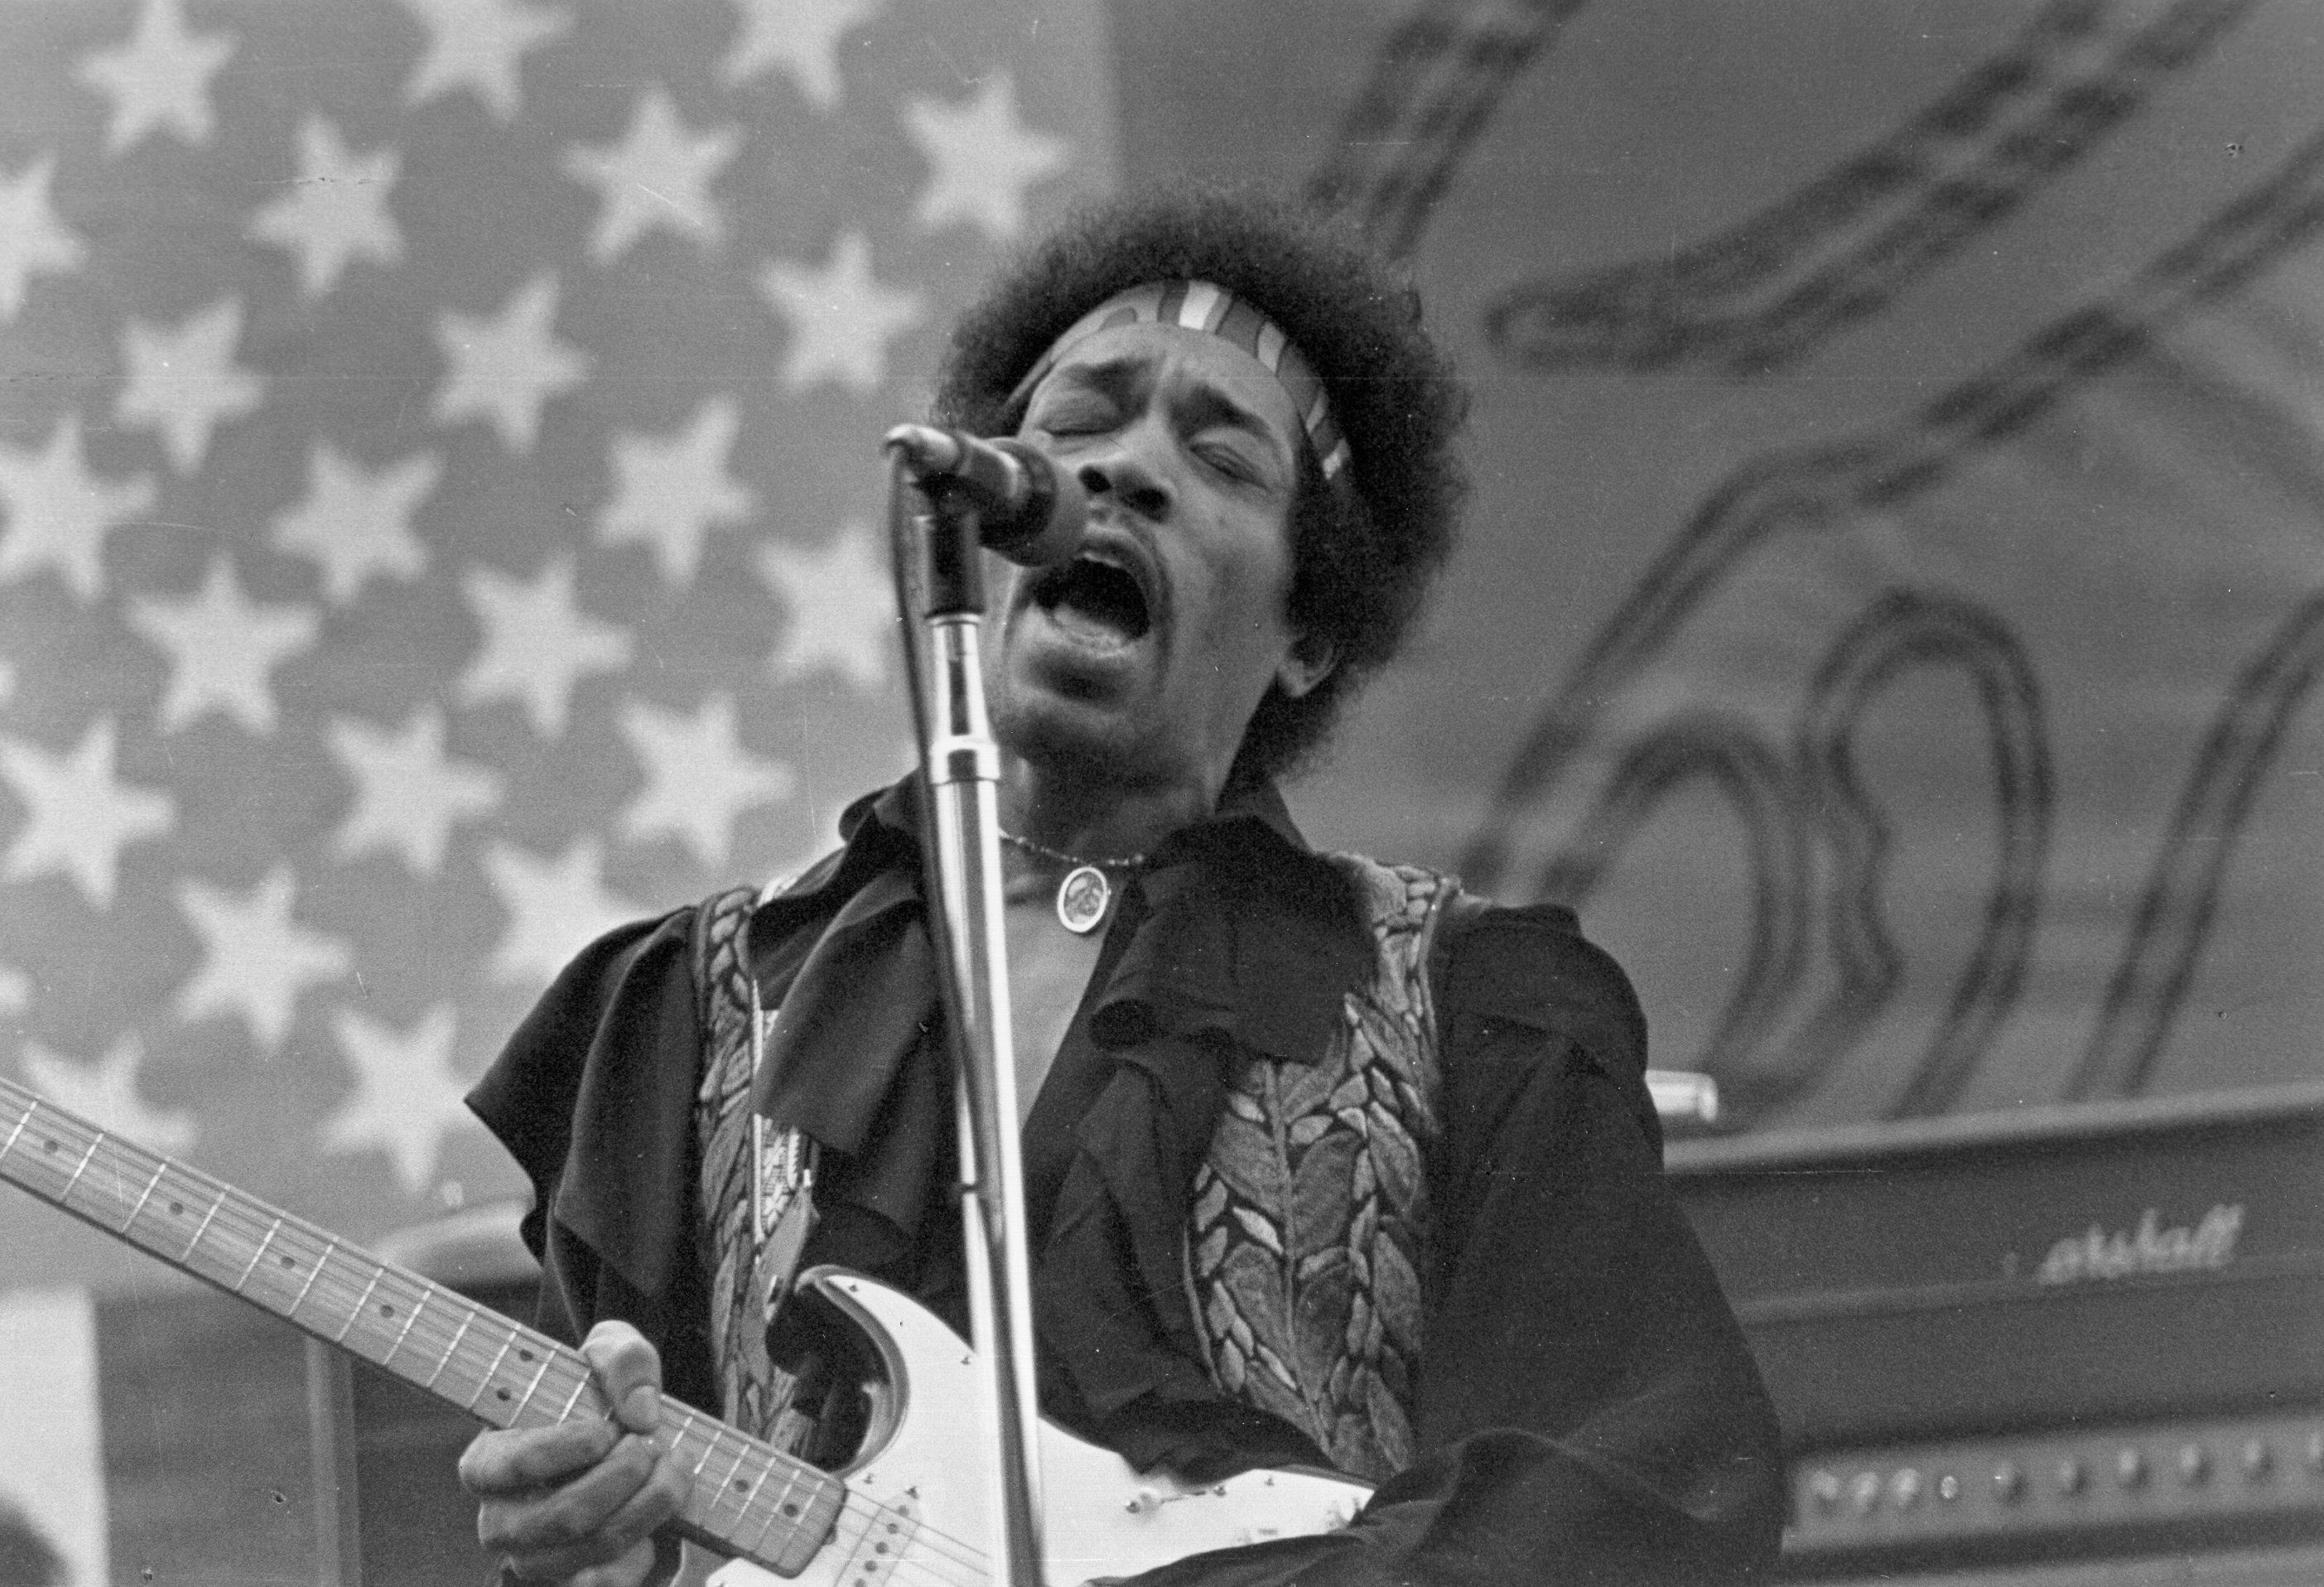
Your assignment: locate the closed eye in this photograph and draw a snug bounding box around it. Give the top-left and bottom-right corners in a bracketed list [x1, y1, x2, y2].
[1194, 441, 1260, 483]
[1029, 395, 1116, 437]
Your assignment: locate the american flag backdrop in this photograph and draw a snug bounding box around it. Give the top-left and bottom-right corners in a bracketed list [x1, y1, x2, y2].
[0, 0, 1116, 1287]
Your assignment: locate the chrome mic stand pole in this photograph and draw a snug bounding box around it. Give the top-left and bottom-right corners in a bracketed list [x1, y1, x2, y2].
[885, 456, 1045, 1587]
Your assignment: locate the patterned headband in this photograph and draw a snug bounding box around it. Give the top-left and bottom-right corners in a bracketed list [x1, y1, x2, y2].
[1009, 280, 1352, 480]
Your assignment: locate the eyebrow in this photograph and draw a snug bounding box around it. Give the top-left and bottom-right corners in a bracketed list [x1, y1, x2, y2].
[1043, 354, 1295, 464]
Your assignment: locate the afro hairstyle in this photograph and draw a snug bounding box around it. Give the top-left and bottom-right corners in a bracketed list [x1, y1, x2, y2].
[931, 186, 1468, 782]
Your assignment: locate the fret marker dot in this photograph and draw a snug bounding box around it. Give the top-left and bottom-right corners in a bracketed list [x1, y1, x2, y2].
[783, 1503, 800, 1517]
[734, 1478, 748, 1491]
[380, 1304, 394, 1316]
[280, 1256, 296, 1267]
[518, 1349, 533, 1362]
[495, 1387, 511, 1401]
[43, 1140, 59, 1153]
[169, 1202, 184, 1214]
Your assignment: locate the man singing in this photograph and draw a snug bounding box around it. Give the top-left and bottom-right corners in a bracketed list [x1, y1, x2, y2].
[460, 187, 1784, 1586]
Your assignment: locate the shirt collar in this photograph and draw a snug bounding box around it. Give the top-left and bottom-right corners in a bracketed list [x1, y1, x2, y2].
[837, 770, 1311, 865]
[752, 773, 1368, 1070]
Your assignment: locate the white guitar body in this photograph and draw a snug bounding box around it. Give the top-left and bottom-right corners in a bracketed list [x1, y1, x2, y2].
[709, 1267, 1370, 1587]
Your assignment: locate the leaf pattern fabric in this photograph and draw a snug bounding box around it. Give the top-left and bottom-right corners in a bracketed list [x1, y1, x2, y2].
[1186, 858, 1454, 1483]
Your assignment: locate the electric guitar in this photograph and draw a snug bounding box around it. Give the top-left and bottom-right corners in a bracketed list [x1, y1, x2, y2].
[0, 1074, 1369, 1585]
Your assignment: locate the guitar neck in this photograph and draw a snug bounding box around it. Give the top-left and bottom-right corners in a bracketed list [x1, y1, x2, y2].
[0, 1076, 842, 1577]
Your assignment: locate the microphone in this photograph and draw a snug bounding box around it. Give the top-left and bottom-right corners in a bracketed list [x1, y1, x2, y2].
[883, 423, 1086, 566]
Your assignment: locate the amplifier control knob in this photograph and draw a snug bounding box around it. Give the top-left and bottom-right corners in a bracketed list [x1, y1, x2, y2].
[2055, 1458, 2086, 1497]
[2177, 1445, 2211, 1486]
[1994, 1463, 2025, 1505]
[2307, 1432, 2324, 1474]
[1847, 1471, 1881, 1515]
[2115, 1449, 2147, 1488]
[1888, 1469, 1922, 1511]
[2242, 1440, 2273, 1482]
[1806, 1470, 1842, 1514]
[1936, 1473, 1961, 1503]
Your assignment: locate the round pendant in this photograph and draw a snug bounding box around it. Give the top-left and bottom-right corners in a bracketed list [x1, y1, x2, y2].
[1055, 865, 1111, 934]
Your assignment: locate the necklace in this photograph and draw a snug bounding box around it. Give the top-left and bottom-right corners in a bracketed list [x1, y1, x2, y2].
[999, 830, 1149, 935]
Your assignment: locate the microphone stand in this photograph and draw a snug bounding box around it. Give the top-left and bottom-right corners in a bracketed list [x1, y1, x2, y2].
[885, 454, 1046, 1587]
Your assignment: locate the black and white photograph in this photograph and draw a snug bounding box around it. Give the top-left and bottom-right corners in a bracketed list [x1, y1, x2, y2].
[1, 2, 2318, 1583]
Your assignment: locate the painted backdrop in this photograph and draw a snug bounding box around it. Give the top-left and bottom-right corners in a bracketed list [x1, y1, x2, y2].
[1143, 0, 2324, 1127]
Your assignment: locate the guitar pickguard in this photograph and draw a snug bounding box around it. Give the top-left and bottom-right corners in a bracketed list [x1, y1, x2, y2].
[708, 1267, 1368, 1587]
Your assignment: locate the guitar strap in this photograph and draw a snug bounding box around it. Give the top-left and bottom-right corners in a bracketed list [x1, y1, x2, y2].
[692, 881, 820, 1449]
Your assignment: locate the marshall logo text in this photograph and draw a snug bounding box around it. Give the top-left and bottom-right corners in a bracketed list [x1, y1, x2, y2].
[2032, 1204, 2245, 1286]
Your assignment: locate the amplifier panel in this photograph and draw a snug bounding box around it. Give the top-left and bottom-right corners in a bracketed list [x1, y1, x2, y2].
[1789, 1406, 2324, 1562]
[1667, 1083, 2324, 1575]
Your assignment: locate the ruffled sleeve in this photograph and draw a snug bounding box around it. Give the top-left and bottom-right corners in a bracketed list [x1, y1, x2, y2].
[465, 905, 722, 1411]
[1124, 900, 1786, 1587]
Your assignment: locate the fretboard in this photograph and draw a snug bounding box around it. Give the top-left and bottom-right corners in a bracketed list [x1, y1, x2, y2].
[0, 1076, 844, 1577]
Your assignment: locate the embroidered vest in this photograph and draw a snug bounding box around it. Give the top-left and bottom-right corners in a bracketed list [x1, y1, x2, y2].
[691, 856, 1457, 1483]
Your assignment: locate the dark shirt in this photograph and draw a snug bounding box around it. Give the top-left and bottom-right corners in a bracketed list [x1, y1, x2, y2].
[469, 779, 1785, 1585]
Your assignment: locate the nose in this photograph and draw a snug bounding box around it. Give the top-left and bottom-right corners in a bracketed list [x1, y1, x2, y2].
[1074, 446, 1171, 520]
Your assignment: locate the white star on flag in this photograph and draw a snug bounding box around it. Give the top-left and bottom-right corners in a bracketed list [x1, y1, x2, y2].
[272, 442, 440, 605]
[0, 719, 175, 910]
[128, 557, 318, 736]
[0, 415, 157, 601]
[757, 521, 893, 690]
[432, 272, 591, 454]
[904, 73, 1068, 243]
[328, 707, 504, 875]
[0, 155, 86, 321]
[758, 230, 922, 393]
[619, 692, 796, 868]
[114, 297, 264, 475]
[563, 86, 739, 263]
[457, 554, 634, 739]
[247, 117, 403, 300]
[400, 0, 571, 123]
[175, 865, 352, 1054]
[75, 0, 236, 157]
[721, 0, 886, 109]
[22, 1035, 197, 1155]
[596, 397, 756, 586]
[481, 837, 641, 985]
[320, 1003, 476, 1194]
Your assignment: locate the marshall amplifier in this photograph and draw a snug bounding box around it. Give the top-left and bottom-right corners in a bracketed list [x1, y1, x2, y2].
[1666, 1080, 2324, 1578]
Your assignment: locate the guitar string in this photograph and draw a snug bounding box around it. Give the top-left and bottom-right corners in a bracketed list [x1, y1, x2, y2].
[0, 1098, 821, 1555]
[817, 1499, 976, 1587]
[7, 1091, 1285, 1586]
[2, 1090, 1010, 1582]
[118, 1186, 930, 1572]
[172, 1205, 1005, 1575]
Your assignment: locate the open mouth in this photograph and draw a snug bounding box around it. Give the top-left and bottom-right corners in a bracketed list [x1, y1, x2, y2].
[1031, 552, 1152, 644]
